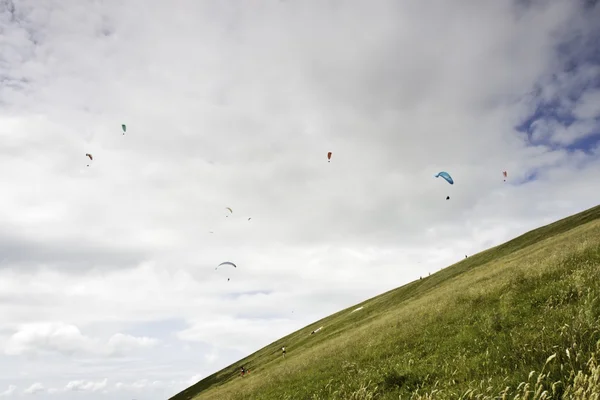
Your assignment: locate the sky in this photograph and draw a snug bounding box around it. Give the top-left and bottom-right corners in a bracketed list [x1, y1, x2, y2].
[0, 0, 599, 398]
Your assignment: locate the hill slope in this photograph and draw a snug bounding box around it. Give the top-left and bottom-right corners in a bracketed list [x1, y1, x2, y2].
[169, 205, 600, 400]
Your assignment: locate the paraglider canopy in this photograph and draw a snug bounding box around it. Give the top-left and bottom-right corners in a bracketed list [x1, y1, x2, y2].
[327, 152, 332, 162]
[503, 171, 507, 182]
[85, 153, 93, 160]
[122, 124, 126, 135]
[216, 261, 237, 270]
[435, 171, 454, 185]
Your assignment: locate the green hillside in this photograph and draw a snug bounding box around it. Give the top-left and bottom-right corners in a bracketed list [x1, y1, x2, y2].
[169, 205, 600, 400]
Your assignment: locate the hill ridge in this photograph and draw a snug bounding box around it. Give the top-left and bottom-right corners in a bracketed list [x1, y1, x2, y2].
[169, 204, 600, 400]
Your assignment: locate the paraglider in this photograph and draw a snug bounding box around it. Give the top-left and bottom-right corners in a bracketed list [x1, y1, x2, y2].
[327, 152, 332, 162]
[248, 217, 251, 221]
[503, 171, 507, 182]
[216, 261, 237, 281]
[225, 207, 232, 217]
[85, 153, 93, 167]
[122, 124, 126, 135]
[435, 171, 453, 200]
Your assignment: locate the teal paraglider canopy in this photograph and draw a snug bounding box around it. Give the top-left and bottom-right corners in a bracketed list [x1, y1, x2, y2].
[435, 171, 454, 185]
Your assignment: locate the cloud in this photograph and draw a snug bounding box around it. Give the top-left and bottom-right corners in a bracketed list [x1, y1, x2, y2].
[177, 316, 300, 354]
[4, 323, 95, 357]
[0, 0, 599, 399]
[0, 230, 146, 273]
[4, 322, 159, 357]
[113, 376, 199, 394]
[106, 334, 159, 356]
[23, 383, 44, 395]
[573, 89, 600, 119]
[0, 386, 16, 397]
[63, 378, 107, 393]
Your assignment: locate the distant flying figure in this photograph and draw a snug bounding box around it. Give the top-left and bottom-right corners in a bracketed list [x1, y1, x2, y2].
[122, 124, 127, 135]
[503, 171, 507, 182]
[446, 196, 450, 200]
[327, 151, 332, 162]
[85, 153, 93, 167]
[248, 217, 251, 221]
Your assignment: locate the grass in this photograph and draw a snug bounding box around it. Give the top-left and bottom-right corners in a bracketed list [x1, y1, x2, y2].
[168, 204, 600, 400]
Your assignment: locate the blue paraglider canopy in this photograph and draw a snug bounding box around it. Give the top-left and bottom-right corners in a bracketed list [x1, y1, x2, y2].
[435, 171, 454, 185]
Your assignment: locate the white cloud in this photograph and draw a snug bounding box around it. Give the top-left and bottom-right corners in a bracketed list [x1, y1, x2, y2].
[531, 117, 598, 146]
[0, 386, 16, 397]
[4, 322, 159, 357]
[4, 323, 95, 357]
[177, 316, 299, 354]
[106, 334, 159, 356]
[204, 347, 219, 364]
[186, 373, 203, 386]
[0, 0, 599, 399]
[573, 89, 600, 120]
[63, 378, 107, 393]
[23, 383, 44, 395]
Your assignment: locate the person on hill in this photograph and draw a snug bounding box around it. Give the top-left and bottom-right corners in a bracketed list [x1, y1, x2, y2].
[240, 366, 246, 377]
[281, 346, 286, 358]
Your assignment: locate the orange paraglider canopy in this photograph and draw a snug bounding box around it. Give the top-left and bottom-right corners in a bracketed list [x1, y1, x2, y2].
[327, 151, 332, 162]
[503, 171, 507, 181]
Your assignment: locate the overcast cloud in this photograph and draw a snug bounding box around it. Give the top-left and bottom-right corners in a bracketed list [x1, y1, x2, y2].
[1, 0, 599, 398]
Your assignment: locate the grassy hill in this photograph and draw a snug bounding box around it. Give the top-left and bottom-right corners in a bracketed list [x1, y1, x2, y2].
[169, 205, 600, 400]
